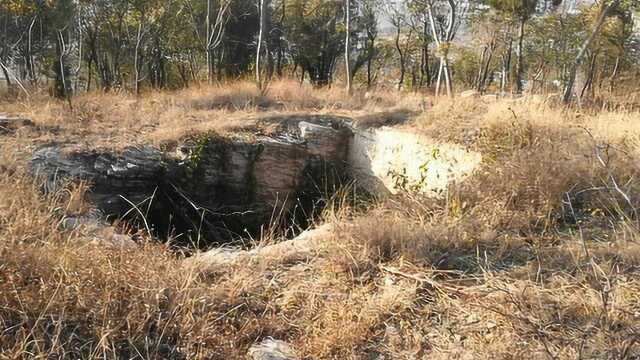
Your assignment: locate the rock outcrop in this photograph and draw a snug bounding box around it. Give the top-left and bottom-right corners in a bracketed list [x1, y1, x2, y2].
[0, 114, 35, 135]
[348, 127, 482, 196]
[30, 114, 482, 244]
[31, 117, 351, 243]
[185, 223, 334, 272]
[32, 146, 172, 216]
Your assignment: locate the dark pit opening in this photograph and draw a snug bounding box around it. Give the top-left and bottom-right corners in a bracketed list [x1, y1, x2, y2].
[119, 159, 349, 248]
[32, 116, 354, 249]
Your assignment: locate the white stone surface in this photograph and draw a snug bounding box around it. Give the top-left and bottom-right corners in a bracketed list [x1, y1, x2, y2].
[347, 127, 482, 197]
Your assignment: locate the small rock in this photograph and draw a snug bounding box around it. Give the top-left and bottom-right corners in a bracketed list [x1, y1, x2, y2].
[0, 116, 34, 134]
[58, 213, 105, 232]
[248, 339, 297, 360]
[88, 226, 137, 249]
[459, 90, 478, 98]
[59, 216, 85, 231]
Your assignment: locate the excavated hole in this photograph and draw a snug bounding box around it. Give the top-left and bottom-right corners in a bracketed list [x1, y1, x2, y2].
[32, 116, 356, 249]
[31, 114, 483, 249]
[122, 160, 351, 248]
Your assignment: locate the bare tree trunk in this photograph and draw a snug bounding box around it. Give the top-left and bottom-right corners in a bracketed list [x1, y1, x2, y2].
[394, 25, 405, 90]
[501, 36, 512, 94]
[73, 22, 82, 93]
[515, 17, 526, 93]
[563, 0, 619, 103]
[1, 63, 11, 88]
[366, 49, 373, 88]
[0, 60, 29, 96]
[134, 21, 144, 95]
[27, 16, 37, 85]
[609, 56, 619, 94]
[435, 59, 443, 96]
[366, 34, 376, 89]
[476, 45, 488, 91]
[423, 45, 431, 87]
[55, 30, 72, 108]
[443, 0, 456, 97]
[345, 0, 352, 94]
[0, 12, 9, 89]
[86, 57, 92, 92]
[256, 0, 268, 88]
[206, 0, 212, 83]
[427, 4, 441, 96]
[580, 51, 597, 100]
[479, 42, 495, 93]
[427, 0, 455, 97]
[482, 35, 497, 92]
[205, 0, 230, 83]
[443, 57, 452, 96]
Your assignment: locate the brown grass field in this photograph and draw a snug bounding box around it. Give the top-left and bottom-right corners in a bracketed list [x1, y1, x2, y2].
[2, 80, 640, 359]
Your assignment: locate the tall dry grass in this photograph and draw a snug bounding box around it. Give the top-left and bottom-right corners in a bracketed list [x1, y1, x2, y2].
[0, 79, 425, 149]
[2, 85, 640, 359]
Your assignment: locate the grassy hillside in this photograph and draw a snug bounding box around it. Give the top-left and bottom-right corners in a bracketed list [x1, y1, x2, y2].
[2, 82, 640, 359]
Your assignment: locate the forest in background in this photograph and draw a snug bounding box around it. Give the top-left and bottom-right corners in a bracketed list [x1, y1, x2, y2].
[0, 0, 639, 103]
[5, 2, 640, 360]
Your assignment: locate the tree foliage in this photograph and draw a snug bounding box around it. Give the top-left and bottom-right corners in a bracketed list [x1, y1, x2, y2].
[0, 0, 637, 99]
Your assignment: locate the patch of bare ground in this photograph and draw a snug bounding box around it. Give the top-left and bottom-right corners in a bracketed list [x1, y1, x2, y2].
[2, 84, 640, 359]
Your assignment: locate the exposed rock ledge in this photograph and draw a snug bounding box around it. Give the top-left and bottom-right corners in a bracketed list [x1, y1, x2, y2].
[348, 126, 482, 196]
[30, 114, 482, 244]
[184, 223, 334, 272]
[31, 116, 352, 242]
[0, 114, 35, 134]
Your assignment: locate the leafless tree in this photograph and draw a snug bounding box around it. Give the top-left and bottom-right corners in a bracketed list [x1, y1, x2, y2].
[425, 0, 464, 97]
[206, 0, 232, 83]
[384, 0, 412, 90]
[563, 0, 621, 103]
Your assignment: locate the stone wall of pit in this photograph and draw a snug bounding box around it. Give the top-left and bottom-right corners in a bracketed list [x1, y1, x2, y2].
[30, 116, 482, 243]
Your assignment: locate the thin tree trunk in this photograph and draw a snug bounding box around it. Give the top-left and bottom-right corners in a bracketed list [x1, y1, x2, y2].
[435, 59, 443, 96]
[443, 57, 452, 96]
[501, 37, 513, 94]
[476, 45, 489, 91]
[256, 0, 268, 88]
[424, 45, 431, 87]
[563, 0, 620, 103]
[427, 1, 455, 97]
[580, 51, 597, 100]
[345, 0, 351, 94]
[480, 43, 495, 93]
[86, 57, 92, 92]
[27, 16, 36, 85]
[609, 56, 619, 94]
[134, 21, 144, 95]
[366, 34, 375, 88]
[515, 17, 526, 93]
[206, 0, 212, 83]
[394, 25, 404, 90]
[1, 64, 11, 87]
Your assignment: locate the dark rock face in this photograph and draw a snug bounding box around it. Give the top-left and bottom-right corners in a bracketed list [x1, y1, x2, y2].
[30, 117, 353, 245]
[0, 115, 35, 134]
[32, 146, 173, 216]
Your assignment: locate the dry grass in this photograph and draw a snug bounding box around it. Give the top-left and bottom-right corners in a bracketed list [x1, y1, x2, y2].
[0, 79, 424, 150]
[2, 83, 640, 359]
